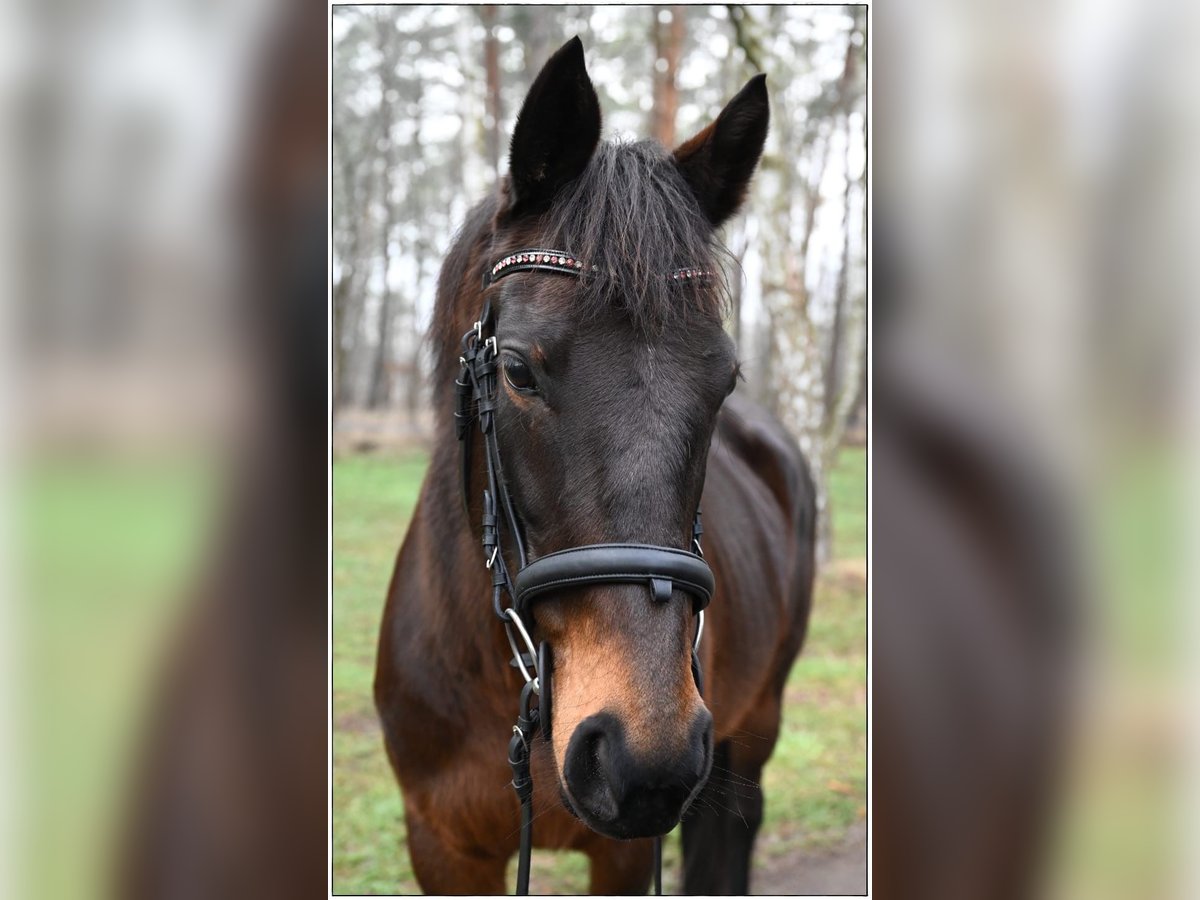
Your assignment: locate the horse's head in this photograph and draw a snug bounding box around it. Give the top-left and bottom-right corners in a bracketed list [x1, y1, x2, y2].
[487, 38, 768, 839]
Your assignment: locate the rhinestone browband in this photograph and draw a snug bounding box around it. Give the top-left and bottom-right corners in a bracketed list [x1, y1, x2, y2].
[482, 248, 712, 287]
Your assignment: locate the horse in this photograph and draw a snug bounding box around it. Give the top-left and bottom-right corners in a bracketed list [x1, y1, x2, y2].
[375, 37, 816, 895]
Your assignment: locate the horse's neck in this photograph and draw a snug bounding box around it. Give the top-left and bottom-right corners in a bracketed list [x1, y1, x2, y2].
[425, 220, 497, 561]
[414, 201, 520, 663]
[418, 435, 505, 631]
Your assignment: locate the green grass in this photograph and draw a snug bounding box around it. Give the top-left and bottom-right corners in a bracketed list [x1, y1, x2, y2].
[829, 445, 868, 561]
[333, 453, 429, 894]
[333, 445, 866, 894]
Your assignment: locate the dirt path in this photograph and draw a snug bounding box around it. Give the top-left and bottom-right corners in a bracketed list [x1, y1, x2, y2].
[752, 822, 866, 895]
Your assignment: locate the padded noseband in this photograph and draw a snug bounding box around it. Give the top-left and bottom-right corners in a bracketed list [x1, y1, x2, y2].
[514, 543, 713, 619]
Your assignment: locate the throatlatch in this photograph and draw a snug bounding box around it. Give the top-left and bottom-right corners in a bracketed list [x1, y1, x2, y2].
[457, 248, 713, 895]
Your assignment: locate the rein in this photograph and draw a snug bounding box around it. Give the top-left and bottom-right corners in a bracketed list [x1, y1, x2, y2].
[455, 248, 714, 895]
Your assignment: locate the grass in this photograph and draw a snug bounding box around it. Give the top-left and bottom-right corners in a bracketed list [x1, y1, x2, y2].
[828, 445, 868, 562]
[333, 445, 866, 894]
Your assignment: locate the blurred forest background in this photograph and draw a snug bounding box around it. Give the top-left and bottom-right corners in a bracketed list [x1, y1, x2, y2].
[332, 4, 866, 560]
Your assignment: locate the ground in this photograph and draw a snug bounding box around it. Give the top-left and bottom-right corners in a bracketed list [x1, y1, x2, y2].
[333, 445, 867, 894]
[753, 821, 866, 895]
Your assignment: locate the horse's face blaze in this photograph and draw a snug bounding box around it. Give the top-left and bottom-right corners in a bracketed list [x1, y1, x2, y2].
[480, 36, 768, 839]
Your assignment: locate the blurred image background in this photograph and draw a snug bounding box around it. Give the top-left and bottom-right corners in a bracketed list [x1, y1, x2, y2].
[332, 5, 867, 893]
[874, 1, 1198, 898]
[2, 0, 1198, 898]
[8, 0, 327, 898]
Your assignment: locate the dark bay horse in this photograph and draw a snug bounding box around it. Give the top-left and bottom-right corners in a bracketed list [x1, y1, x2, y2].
[375, 38, 815, 894]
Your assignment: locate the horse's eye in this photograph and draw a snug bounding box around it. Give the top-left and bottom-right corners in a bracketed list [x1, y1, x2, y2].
[502, 355, 538, 394]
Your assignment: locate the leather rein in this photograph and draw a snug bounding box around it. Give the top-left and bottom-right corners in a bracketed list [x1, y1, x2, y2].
[454, 248, 715, 895]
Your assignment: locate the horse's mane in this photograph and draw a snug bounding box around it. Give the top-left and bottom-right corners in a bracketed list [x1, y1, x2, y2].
[431, 140, 732, 400]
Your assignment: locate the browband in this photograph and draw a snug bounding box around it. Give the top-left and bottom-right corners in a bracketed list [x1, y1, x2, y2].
[483, 247, 713, 288]
[514, 543, 713, 618]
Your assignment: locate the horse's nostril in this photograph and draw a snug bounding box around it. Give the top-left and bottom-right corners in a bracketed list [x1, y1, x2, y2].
[564, 710, 713, 839]
[584, 729, 612, 795]
[564, 714, 621, 821]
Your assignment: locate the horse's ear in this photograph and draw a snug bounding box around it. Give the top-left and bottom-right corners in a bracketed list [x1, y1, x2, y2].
[672, 74, 769, 227]
[506, 36, 601, 216]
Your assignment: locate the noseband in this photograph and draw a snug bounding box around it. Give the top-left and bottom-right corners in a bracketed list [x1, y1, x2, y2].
[455, 248, 715, 895]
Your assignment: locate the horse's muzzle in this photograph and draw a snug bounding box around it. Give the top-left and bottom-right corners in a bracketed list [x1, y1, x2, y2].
[562, 709, 714, 839]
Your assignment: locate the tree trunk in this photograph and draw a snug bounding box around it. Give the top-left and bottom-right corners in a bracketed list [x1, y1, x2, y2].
[367, 272, 395, 408]
[334, 139, 377, 409]
[332, 272, 351, 408]
[824, 126, 854, 431]
[482, 6, 502, 181]
[814, 11, 867, 557]
[367, 11, 399, 409]
[405, 73, 428, 427]
[822, 26, 862, 433]
[332, 106, 375, 412]
[738, 6, 838, 563]
[726, 5, 765, 71]
[651, 7, 685, 147]
[725, 217, 748, 352]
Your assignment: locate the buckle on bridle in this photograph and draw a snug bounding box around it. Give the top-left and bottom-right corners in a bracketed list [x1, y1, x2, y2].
[511, 724, 528, 752]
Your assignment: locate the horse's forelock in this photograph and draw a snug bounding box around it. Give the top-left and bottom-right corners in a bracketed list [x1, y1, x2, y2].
[543, 141, 732, 332]
[432, 141, 734, 404]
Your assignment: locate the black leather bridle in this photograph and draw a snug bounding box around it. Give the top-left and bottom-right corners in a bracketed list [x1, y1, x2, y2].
[454, 248, 715, 895]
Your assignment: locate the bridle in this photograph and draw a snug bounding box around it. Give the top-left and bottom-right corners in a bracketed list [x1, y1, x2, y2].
[454, 247, 716, 895]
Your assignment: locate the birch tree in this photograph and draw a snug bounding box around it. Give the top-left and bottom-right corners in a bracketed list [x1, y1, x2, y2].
[730, 5, 866, 563]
